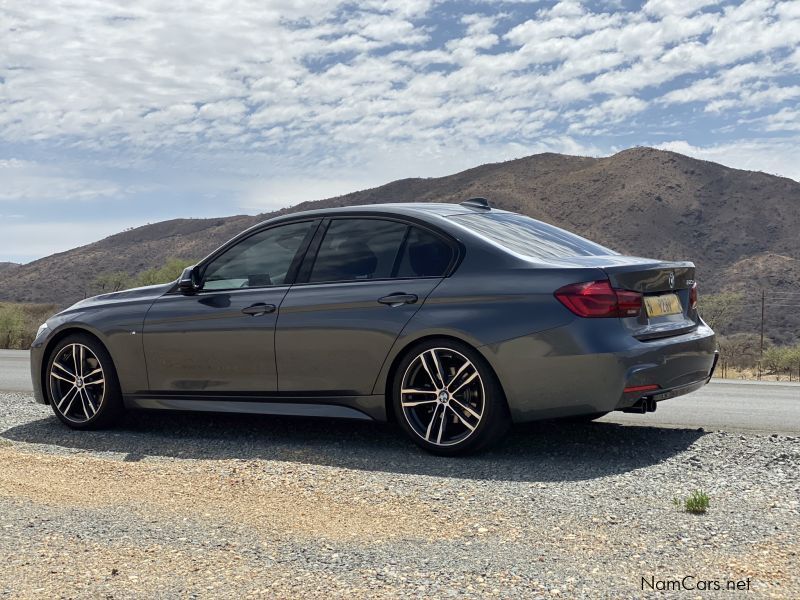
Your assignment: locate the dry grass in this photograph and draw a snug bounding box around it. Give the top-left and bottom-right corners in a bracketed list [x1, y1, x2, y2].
[713, 369, 800, 383]
[0, 302, 58, 349]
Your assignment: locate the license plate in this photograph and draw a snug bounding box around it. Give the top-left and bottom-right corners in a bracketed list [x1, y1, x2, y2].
[644, 293, 682, 317]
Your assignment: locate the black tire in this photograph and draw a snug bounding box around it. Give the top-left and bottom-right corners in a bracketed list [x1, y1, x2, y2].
[564, 412, 609, 422]
[45, 333, 123, 430]
[392, 338, 510, 456]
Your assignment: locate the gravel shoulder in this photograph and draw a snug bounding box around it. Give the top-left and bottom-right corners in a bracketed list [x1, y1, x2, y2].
[1, 391, 798, 599]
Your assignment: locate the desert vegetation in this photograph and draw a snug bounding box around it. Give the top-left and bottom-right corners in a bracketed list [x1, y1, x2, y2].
[0, 302, 59, 349]
[703, 292, 800, 381]
[93, 258, 195, 293]
[674, 490, 710, 515]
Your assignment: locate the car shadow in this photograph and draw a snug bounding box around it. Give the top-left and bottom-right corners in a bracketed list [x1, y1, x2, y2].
[1, 411, 706, 483]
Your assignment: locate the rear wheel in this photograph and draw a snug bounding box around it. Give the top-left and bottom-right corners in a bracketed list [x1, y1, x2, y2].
[392, 339, 510, 456]
[45, 334, 123, 430]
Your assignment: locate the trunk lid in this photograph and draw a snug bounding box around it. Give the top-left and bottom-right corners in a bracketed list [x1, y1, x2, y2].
[552, 255, 700, 340]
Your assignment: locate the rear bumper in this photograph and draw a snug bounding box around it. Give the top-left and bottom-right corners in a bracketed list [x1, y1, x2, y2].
[619, 350, 718, 413]
[481, 320, 717, 422]
[615, 346, 719, 411]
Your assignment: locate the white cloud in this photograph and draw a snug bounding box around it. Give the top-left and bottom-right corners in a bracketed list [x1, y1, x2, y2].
[643, 0, 720, 18]
[2, 0, 798, 156]
[763, 106, 800, 131]
[0, 159, 122, 201]
[567, 96, 648, 134]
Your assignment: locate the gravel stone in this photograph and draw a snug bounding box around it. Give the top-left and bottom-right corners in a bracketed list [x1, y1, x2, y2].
[0, 391, 798, 598]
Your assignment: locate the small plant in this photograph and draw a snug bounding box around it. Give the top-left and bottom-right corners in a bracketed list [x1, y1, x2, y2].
[674, 490, 710, 514]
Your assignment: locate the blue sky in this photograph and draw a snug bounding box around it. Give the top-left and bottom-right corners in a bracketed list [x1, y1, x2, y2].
[2, 0, 799, 263]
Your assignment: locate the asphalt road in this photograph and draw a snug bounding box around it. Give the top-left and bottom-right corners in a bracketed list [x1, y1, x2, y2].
[600, 378, 800, 434]
[2, 349, 798, 432]
[0, 350, 32, 393]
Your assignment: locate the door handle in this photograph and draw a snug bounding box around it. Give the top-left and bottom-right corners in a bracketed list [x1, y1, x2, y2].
[377, 293, 418, 307]
[241, 303, 276, 316]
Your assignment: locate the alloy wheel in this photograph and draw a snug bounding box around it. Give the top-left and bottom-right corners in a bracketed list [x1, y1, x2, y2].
[400, 347, 485, 447]
[49, 343, 106, 423]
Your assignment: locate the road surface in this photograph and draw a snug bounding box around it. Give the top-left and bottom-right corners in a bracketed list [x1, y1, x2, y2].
[1, 349, 798, 432]
[0, 350, 33, 393]
[599, 378, 800, 434]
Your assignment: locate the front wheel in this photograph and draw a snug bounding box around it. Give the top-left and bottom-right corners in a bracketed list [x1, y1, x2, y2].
[45, 334, 123, 430]
[392, 339, 510, 456]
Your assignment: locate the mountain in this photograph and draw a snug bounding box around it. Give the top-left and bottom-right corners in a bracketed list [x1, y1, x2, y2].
[1, 147, 798, 341]
[0, 262, 19, 274]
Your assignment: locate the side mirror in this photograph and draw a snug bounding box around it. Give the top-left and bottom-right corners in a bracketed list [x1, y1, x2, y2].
[178, 266, 201, 295]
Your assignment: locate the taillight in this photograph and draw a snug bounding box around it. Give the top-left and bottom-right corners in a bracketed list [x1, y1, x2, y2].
[555, 280, 642, 318]
[689, 282, 698, 310]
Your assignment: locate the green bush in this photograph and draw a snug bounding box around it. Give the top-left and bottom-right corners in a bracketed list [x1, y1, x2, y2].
[762, 345, 800, 378]
[92, 258, 195, 296]
[135, 258, 195, 287]
[698, 292, 743, 333]
[93, 271, 129, 293]
[0, 304, 25, 348]
[0, 302, 59, 349]
[674, 490, 710, 514]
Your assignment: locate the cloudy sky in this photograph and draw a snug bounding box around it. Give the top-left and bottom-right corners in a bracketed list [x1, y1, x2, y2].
[2, 0, 799, 263]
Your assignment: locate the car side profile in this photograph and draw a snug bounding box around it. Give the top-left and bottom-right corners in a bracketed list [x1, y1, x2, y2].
[30, 200, 718, 455]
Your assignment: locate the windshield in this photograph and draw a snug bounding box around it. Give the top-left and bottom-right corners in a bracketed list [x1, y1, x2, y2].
[449, 212, 616, 260]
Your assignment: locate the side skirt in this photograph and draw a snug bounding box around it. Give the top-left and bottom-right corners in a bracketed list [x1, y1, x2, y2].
[123, 394, 385, 421]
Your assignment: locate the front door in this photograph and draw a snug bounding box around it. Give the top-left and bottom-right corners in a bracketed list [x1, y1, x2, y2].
[143, 220, 317, 393]
[276, 218, 455, 394]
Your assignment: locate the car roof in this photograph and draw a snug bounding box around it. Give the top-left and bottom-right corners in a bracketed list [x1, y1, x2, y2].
[267, 202, 511, 223]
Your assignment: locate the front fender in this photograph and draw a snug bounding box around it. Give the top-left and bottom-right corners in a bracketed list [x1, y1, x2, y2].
[31, 303, 152, 400]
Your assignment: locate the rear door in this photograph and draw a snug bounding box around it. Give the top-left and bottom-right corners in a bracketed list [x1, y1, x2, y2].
[143, 220, 318, 393]
[275, 217, 455, 394]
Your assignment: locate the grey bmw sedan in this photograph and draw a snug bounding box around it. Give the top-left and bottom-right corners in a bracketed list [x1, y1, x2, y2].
[30, 199, 717, 455]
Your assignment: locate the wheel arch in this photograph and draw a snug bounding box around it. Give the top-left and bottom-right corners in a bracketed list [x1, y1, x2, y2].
[380, 333, 508, 423]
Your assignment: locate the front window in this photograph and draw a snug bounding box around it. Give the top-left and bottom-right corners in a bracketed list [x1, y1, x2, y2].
[202, 221, 314, 290]
[449, 212, 615, 260]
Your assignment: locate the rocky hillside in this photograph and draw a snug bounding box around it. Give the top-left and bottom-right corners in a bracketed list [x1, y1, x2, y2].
[2, 147, 798, 340]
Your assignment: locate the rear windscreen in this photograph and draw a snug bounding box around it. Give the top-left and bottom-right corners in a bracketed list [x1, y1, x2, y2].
[449, 212, 616, 260]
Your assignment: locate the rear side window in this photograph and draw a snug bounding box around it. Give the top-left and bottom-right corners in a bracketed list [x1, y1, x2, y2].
[307, 218, 453, 283]
[396, 226, 452, 277]
[309, 219, 408, 283]
[449, 212, 615, 260]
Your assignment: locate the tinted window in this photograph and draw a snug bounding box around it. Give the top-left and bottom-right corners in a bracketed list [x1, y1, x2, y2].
[309, 219, 407, 283]
[202, 221, 314, 290]
[396, 227, 452, 277]
[449, 212, 615, 259]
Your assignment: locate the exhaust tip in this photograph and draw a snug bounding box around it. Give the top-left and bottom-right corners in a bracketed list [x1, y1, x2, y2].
[622, 398, 648, 414]
[646, 397, 657, 412]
